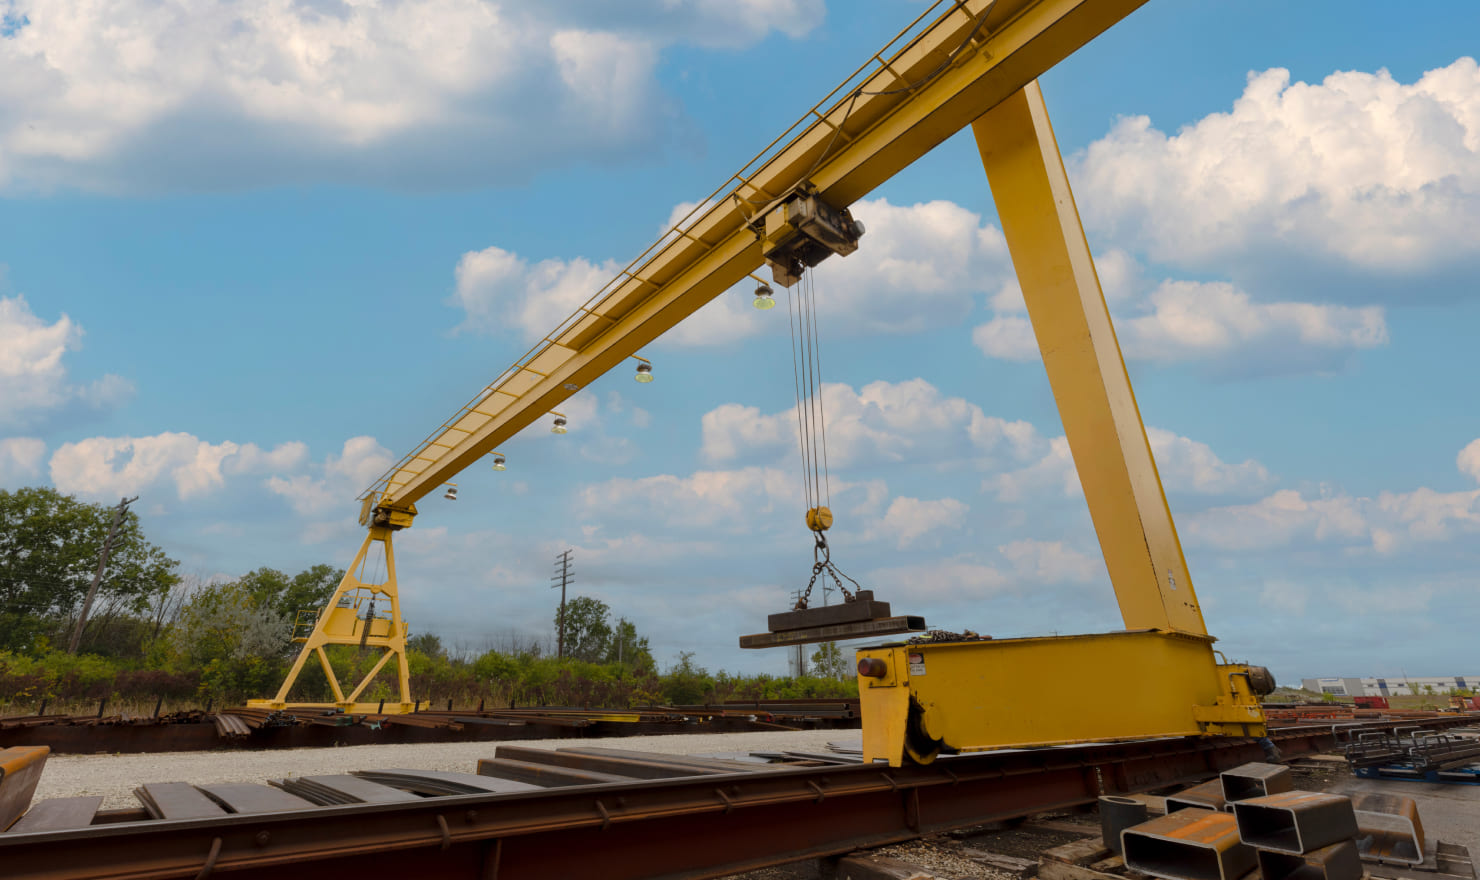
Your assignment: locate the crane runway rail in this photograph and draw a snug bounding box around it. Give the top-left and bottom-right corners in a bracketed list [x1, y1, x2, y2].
[2, 716, 1474, 880]
[0, 701, 861, 755]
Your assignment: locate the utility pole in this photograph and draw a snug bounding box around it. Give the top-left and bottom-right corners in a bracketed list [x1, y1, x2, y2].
[68, 495, 138, 655]
[551, 549, 573, 659]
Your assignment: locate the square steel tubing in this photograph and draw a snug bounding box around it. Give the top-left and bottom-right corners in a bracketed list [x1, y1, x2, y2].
[1220, 762, 1292, 802]
[1257, 840, 1364, 880]
[1350, 793, 1425, 866]
[1122, 808, 1256, 880]
[1166, 779, 1227, 814]
[1233, 791, 1358, 855]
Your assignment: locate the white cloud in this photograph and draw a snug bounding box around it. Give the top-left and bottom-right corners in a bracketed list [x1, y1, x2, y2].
[1143, 428, 1272, 495]
[997, 538, 1099, 585]
[1118, 281, 1387, 366]
[0, 295, 133, 428]
[453, 197, 1014, 347]
[1459, 438, 1480, 482]
[266, 435, 391, 516]
[865, 557, 1012, 603]
[868, 496, 968, 550]
[0, 436, 45, 483]
[701, 378, 1041, 469]
[1075, 58, 1480, 278]
[452, 246, 620, 341]
[991, 428, 1271, 501]
[972, 277, 1388, 371]
[1184, 484, 1480, 555]
[0, 0, 823, 192]
[51, 432, 307, 500]
[971, 315, 1038, 362]
[579, 466, 797, 533]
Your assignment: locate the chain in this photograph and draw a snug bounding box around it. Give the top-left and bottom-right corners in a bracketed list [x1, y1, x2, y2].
[794, 531, 862, 609]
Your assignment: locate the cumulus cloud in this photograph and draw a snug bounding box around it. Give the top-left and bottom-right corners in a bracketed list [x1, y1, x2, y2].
[265, 435, 392, 516]
[452, 198, 1014, 346]
[1185, 480, 1480, 556]
[867, 496, 968, 550]
[50, 432, 307, 500]
[1075, 58, 1480, 283]
[1118, 281, 1387, 367]
[701, 378, 1040, 469]
[579, 466, 798, 533]
[991, 427, 1272, 501]
[0, 295, 133, 428]
[0, 0, 823, 192]
[997, 539, 1099, 585]
[0, 436, 45, 483]
[1459, 438, 1480, 482]
[974, 276, 1388, 373]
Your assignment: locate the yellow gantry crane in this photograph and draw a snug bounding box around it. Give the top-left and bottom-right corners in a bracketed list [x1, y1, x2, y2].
[252, 0, 1273, 764]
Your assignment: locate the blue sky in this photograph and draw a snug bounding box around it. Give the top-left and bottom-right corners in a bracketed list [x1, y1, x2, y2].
[3, 0, 1479, 685]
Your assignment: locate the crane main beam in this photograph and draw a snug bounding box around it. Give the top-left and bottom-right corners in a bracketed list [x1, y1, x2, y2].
[363, 0, 1148, 519]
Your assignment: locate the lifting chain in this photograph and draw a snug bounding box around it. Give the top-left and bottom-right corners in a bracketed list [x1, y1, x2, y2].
[793, 529, 864, 610]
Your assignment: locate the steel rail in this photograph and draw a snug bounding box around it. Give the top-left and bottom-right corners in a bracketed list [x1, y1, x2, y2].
[3, 718, 1473, 880]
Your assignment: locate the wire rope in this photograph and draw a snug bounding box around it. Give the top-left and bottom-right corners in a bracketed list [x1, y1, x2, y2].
[785, 280, 815, 512]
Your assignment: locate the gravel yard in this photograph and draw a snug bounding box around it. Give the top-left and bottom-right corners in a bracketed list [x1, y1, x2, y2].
[33, 728, 858, 810]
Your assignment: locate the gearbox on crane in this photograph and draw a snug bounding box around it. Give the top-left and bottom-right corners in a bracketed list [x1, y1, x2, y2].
[757, 184, 865, 287]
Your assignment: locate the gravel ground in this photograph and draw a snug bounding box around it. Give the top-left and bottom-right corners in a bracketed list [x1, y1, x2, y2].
[34, 729, 859, 810]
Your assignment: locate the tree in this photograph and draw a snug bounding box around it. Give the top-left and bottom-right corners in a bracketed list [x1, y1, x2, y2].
[0, 487, 179, 653]
[237, 564, 343, 622]
[555, 596, 613, 662]
[167, 580, 294, 700]
[407, 632, 446, 659]
[810, 642, 851, 680]
[604, 617, 653, 669]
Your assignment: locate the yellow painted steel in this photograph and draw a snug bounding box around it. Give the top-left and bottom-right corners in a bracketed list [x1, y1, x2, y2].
[856, 80, 1264, 765]
[247, 525, 413, 713]
[859, 635, 1267, 766]
[973, 82, 1204, 636]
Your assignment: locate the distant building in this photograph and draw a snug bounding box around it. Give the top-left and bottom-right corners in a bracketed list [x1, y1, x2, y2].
[1301, 676, 1477, 697]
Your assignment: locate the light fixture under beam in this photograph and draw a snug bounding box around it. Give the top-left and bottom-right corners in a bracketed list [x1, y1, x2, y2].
[753, 283, 776, 311]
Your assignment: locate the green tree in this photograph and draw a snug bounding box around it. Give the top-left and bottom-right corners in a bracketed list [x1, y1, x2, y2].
[660, 652, 713, 705]
[604, 617, 652, 668]
[237, 564, 343, 622]
[556, 596, 613, 662]
[167, 580, 293, 701]
[810, 642, 851, 680]
[0, 487, 179, 653]
[407, 632, 446, 659]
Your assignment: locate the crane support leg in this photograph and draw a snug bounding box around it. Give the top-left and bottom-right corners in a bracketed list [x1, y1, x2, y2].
[247, 525, 414, 714]
[857, 82, 1267, 766]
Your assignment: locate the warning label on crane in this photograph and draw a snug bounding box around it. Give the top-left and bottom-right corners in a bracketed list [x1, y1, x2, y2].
[908, 652, 926, 676]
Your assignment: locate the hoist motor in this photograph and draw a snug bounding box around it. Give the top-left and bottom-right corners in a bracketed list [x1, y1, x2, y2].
[758, 184, 865, 287]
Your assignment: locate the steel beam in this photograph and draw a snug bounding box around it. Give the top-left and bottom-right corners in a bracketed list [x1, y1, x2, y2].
[973, 80, 1202, 635]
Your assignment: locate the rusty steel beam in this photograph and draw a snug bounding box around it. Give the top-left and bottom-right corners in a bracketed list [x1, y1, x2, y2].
[1, 718, 1474, 880]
